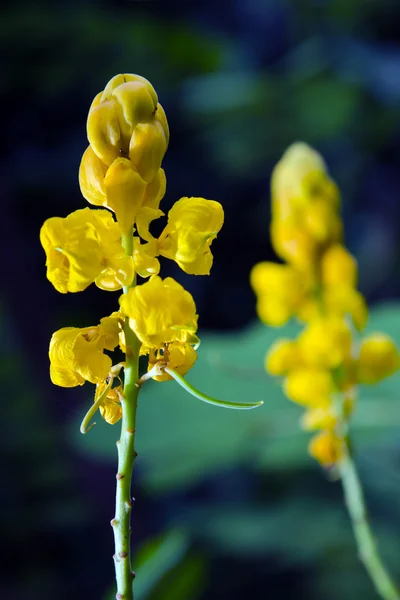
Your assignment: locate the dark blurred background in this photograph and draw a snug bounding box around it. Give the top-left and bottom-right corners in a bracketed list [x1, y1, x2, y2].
[2, 1, 400, 599]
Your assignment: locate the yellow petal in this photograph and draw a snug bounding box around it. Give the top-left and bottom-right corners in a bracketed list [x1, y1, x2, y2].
[158, 197, 224, 275]
[298, 316, 352, 368]
[104, 158, 147, 231]
[79, 145, 108, 207]
[308, 431, 344, 467]
[358, 334, 400, 384]
[155, 103, 170, 147]
[119, 276, 198, 347]
[321, 244, 357, 288]
[133, 238, 160, 278]
[284, 368, 333, 406]
[129, 121, 167, 183]
[87, 98, 122, 166]
[149, 342, 198, 381]
[265, 339, 300, 376]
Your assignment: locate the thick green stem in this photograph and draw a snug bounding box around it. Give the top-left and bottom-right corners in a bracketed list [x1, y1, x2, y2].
[111, 229, 141, 600]
[339, 454, 400, 600]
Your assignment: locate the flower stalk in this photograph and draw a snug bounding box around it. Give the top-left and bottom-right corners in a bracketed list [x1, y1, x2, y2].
[340, 452, 399, 600]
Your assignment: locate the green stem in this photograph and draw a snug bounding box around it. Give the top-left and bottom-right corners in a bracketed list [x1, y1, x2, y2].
[339, 453, 400, 600]
[111, 229, 141, 600]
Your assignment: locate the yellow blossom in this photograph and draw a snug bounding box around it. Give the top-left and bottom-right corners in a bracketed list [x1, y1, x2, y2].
[250, 262, 307, 326]
[284, 368, 333, 407]
[357, 334, 400, 384]
[298, 316, 353, 368]
[301, 407, 338, 431]
[265, 339, 300, 376]
[49, 315, 121, 387]
[308, 430, 344, 467]
[95, 380, 123, 425]
[323, 286, 368, 331]
[119, 276, 198, 347]
[321, 244, 358, 288]
[158, 197, 224, 275]
[40, 207, 133, 293]
[147, 342, 198, 381]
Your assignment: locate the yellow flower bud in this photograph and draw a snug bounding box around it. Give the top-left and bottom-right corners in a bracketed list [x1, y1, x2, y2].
[323, 287, 368, 331]
[358, 334, 400, 384]
[158, 197, 224, 275]
[79, 146, 108, 207]
[308, 430, 344, 467]
[119, 276, 198, 347]
[298, 316, 352, 368]
[103, 158, 147, 231]
[87, 75, 158, 165]
[284, 368, 333, 406]
[304, 199, 342, 244]
[133, 238, 160, 278]
[49, 315, 120, 387]
[148, 342, 198, 382]
[301, 407, 338, 431]
[129, 121, 167, 183]
[321, 244, 357, 288]
[265, 339, 300, 376]
[270, 220, 317, 269]
[250, 262, 307, 325]
[40, 208, 133, 293]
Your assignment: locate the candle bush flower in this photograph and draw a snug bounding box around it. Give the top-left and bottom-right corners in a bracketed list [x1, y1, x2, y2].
[41, 73, 262, 600]
[251, 142, 400, 600]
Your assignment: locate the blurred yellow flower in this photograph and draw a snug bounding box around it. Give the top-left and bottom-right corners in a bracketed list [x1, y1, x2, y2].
[298, 316, 353, 368]
[40, 207, 133, 293]
[49, 316, 121, 387]
[119, 276, 198, 347]
[158, 197, 224, 275]
[250, 262, 307, 326]
[358, 334, 400, 384]
[321, 244, 357, 288]
[308, 430, 344, 467]
[265, 339, 300, 376]
[284, 367, 333, 406]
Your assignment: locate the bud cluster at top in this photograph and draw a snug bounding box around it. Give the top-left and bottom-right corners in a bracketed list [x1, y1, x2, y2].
[251, 142, 399, 467]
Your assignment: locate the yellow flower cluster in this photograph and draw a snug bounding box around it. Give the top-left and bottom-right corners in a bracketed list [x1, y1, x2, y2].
[40, 74, 224, 423]
[251, 142, 399, 466]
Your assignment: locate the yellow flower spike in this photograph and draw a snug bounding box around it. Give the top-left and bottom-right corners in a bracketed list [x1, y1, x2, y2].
[119, 275, 198, 347]
[40, 207, 132, 293]
[133, 238, 160, 278]
[357, 334, 400, 384]
[301, 407, 338, 431]
[49, 318, 120, 387]
[104, 158, 147, 231]
[147, 342, 198, 382]
[321, 244, 358, 288]
[158, 197, 224, 275]
[284, 367, 333, 407]
[298, 316, 353, 368]
[250, 262, 307, 325]
[308, 430, 344, 467]
[265, 339, 300, 376]
[129, 121, 167, 183]
[79, 146, 108, 207]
